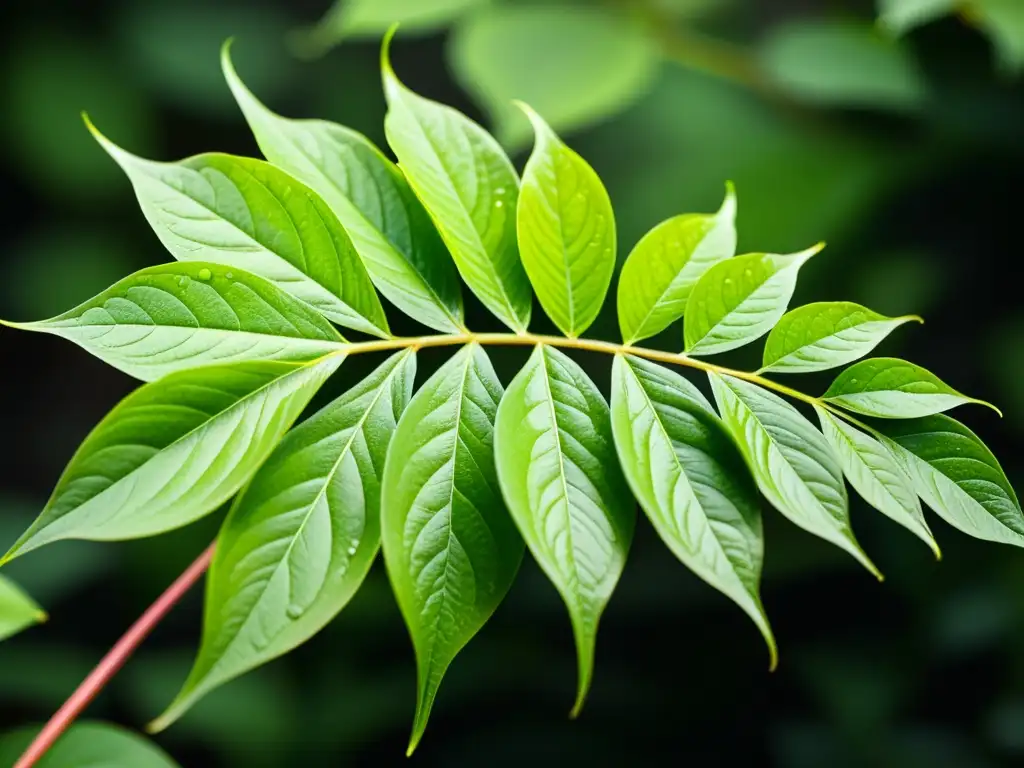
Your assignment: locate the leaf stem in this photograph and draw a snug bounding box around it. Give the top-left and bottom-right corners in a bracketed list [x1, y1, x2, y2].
[13, 544, 215, 768]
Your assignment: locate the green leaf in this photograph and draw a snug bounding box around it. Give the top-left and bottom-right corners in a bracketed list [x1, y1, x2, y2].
[3, 263, 345, 382]
[222, 45, 466, 334]
[0, 575, 46, 642]
[381, 31, 532, 333]
[87, 120, 389, 338]
[879, 414, 1024, 547]
[823, 357, 1000, 418]
[380, 345, 522, 754]
[152, 351, 415, 731]
[494, 345, 635, 715]
[970, 0, 1024, 72]
[709, 373, 880, 577]
[610, 356, 775, 666]
[760, 302, 922, 374]
[617, 183, 737, 345]
[684, 244, 822, 356]
[815, 406, 939, 556]
[0, 722, 180, 768]
[295, 0, 487, 57]
[877, 0, 957, 35]
[517, 104, 615, 338]
[1, 356, 341, 564]
[761, 20, 926, 110]
[448, 5, 658, 147]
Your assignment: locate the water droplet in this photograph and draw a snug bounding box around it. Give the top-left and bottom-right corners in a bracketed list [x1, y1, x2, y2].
[850, 379, 858, 385]
[226, 272, 234, 279]
[177, 276, 190, 288]
[286, 604, 303, 620]
[347, 545, 358, 556]
[198, 268, 212, 281]
[495, 200, 504, 208]
[495, 187, 505, 195]
[724, 278, 732, 285]
[744, 269, 753, 278]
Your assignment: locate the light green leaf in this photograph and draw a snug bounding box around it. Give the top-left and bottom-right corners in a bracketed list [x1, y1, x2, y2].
[610, 356, 775, 665]
[815, 406, 938, 556]
[87, 120, 389, 338]
[709, 373, 880, 577]
[0, 722, 180, 768]
[761, 20, 926, 110]
[381, 345, 522, 754]
[296, 0, 487, 57]
[494, 345, 635, 716]
[381, 30, 532, 333]
[879, 414, 1024, 547]
[970, 0, 1024, 72]
[517, 104, 615, 338]
[1, 355, 342, 564]
[222, 45, 465, 334]
[823, 357, 1000, 418]
[152, 351, 415, 731]
[877, 0, 957, 35]
[760, 302, 921, 374]
[684, 244, 822, 356]
[448, 5, 658, 147]
[617, 183, 736, 345]
[3, 263, 345, 382]
[0, 575, 46, 642]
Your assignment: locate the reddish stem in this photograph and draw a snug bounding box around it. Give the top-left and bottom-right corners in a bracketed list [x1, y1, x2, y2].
[14, 543, 215, 768]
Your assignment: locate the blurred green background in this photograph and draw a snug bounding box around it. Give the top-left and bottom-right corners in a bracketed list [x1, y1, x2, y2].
[2, 0, 1024, 765]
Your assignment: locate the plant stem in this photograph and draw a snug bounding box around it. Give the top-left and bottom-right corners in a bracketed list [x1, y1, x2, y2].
[13, 544, 215, 768]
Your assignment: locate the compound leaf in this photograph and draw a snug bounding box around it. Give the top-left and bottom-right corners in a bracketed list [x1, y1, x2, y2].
[87, 120, 389, 338]
[381, 345, 522, 755]
[823, 357, 999, 418]
[151, 351, 415, 732]
[815, 406, 938, 556]
[0, 575, 46, 642]
[879, 414, 1024, 547]
[709, 373, 880, 577]
[4, 262, 345, 381]
[222, 45, 465, 334]
[494, 345, 635, 716]
[684, 245, 821, 356]
[760, 302, 920, 374]
[517, 104, 615, 338]
[381, 30, 531, 333]
[1, 355, 342, 564]
[617, 183, 736, 345]
[610, 355, 775, 666]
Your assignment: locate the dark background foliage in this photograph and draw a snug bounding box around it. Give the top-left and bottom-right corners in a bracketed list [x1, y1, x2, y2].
[1, 0, 1023, 765]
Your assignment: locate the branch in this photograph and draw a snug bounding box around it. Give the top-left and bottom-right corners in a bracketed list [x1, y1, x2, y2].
[14, 543, 215, 768]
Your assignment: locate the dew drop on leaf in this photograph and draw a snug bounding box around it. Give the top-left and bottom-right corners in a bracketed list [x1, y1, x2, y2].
[495, 200, 503, 208]
[177, 276, 189, 288]
[197, 268, 212, 281]
[286, 604, 303, 620]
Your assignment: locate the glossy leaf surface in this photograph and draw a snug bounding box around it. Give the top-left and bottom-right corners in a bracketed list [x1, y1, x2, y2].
[88, 121, 389, 337]
[617, 183, 736, 344]
[709, 373, 879, 577]
[517, 105, 615, 338]
[381, 345, 523, 754]
[382, 32, 531, 332]
[152, 351, 415, 731]
[760, 302, 920, 374]
[6, 262, 345, 381]
[684, 245, 820, 355]
[823, 357, 998, 418]
[223, 46, 465, 333]
[2, 356, 341, 563]
[610, 356, 775, 665]
[495, 345, 635, 715]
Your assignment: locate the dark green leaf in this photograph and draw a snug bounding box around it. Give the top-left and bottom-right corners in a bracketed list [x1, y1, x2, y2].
[381, 345, 522, 754]
[88, 121, 389, 338]
[1, 356, 342, 563]
[517, 104, 615, 338]
[823, 357, 999, 418]
[381, 31, 532, 333]
[617, 183, 736, 345]
[970, 0, 1024, 72]
[494, 345, 635, 715]
[709, 373, 880, 577]
[0, 722, 180, 767]
[877, 0, 957, 35]
[4, 263, 345, 381]
[0, 575, 46, 642]
[222, 45, 465, 334]
[610, 355, 775, 665]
